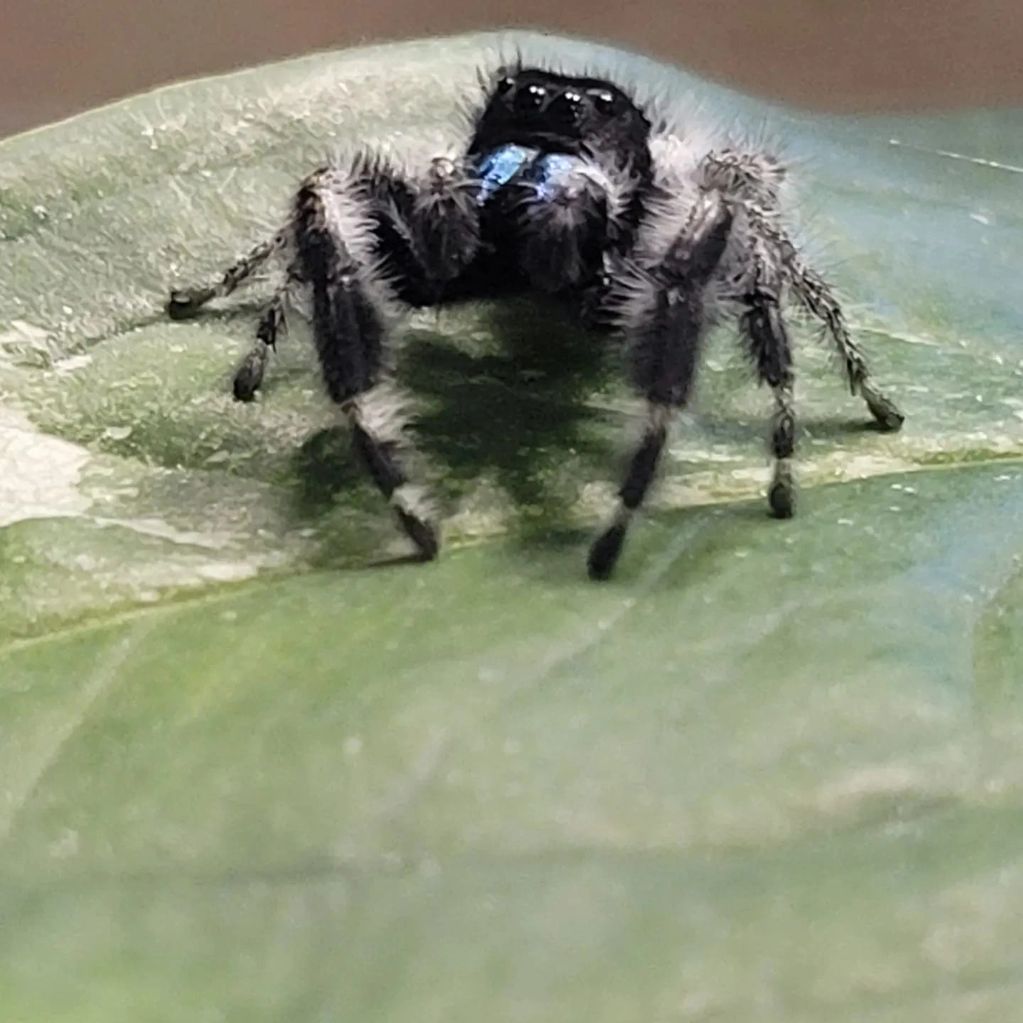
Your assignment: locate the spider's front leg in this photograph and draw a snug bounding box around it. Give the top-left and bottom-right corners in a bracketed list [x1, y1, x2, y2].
[293, 158, 479, 560]
[589, 192, 733, 580]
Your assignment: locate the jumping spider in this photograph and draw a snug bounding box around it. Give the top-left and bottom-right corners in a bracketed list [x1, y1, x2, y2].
[168, 64, 904, 579]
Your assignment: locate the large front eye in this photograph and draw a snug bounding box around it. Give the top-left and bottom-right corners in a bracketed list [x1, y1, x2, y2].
[514, 83, 547, 113]
[548, 89, 583, 123]
[588, 88, 617, 114]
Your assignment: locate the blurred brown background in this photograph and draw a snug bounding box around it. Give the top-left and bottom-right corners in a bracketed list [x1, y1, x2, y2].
[2, 0, 1022, 138]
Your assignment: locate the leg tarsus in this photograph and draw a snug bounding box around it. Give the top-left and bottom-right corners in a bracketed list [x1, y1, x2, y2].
[588, 417, 668, 579]
[588, 513, 629, 581]
[349, 411, 440, 561]
[742, 203, 904, 432]
[861, 382, 905, 432]
[167, 235, 280, 319]
[167, 286, 215, 319]
[233, 345, 270, 402]
[232, 288, 287, 401]
[395, 506, 440, 561]
[785, 257, 905, 431]
[768, 461, 795, 519]
[767, 386, 796, 518]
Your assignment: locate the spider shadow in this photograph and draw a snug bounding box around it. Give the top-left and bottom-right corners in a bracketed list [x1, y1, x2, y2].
[291, 297, 621, 558]
[405, 299, 621, 544]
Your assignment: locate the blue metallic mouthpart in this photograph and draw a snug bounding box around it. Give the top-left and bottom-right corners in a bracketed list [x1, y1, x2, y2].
[529, 153, 586, 202]
[475, 144, 537, 204]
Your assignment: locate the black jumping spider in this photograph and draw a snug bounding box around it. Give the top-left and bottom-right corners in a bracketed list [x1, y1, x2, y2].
[168, 63, 904, 579]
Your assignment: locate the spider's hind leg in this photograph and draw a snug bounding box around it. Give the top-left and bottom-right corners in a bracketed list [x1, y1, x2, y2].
[786, 257, 904, 432]
[167, 233, 284, 318]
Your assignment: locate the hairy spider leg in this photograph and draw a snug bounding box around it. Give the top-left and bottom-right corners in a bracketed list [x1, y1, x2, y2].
[292, 158, 481, 559]
[589, 192, 733, 580]
[742, 207, 904, 432]
[787, 259, 904, 431]
[740, 256, 797, 519]
[166, 233, 285, 317]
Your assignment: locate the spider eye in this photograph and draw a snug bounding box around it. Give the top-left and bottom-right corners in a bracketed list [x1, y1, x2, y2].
[589, 89, 617, 114]
[549, 89, 584, 122]
[514, 83, 547, 113]
[495, 75, 515, 96]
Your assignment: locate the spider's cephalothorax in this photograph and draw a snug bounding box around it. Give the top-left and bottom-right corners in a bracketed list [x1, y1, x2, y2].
[167, 65, 904, 579]
[468, 68, 653, 175]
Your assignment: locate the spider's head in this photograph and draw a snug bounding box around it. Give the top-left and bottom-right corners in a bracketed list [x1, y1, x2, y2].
[471, 67, 652, 171]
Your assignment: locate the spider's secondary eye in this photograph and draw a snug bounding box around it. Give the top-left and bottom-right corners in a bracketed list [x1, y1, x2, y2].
[514, 83, 547, 112]
[495, 75, 515, 96]
[589, 89, 617, 114]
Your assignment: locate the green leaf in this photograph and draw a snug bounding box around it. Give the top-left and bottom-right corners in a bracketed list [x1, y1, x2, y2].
[2, 31, 1022, 1022]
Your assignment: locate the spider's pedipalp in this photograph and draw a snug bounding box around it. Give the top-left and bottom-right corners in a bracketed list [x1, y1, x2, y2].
[513, 154, 617, 293]
[408, 155, 482, 286]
